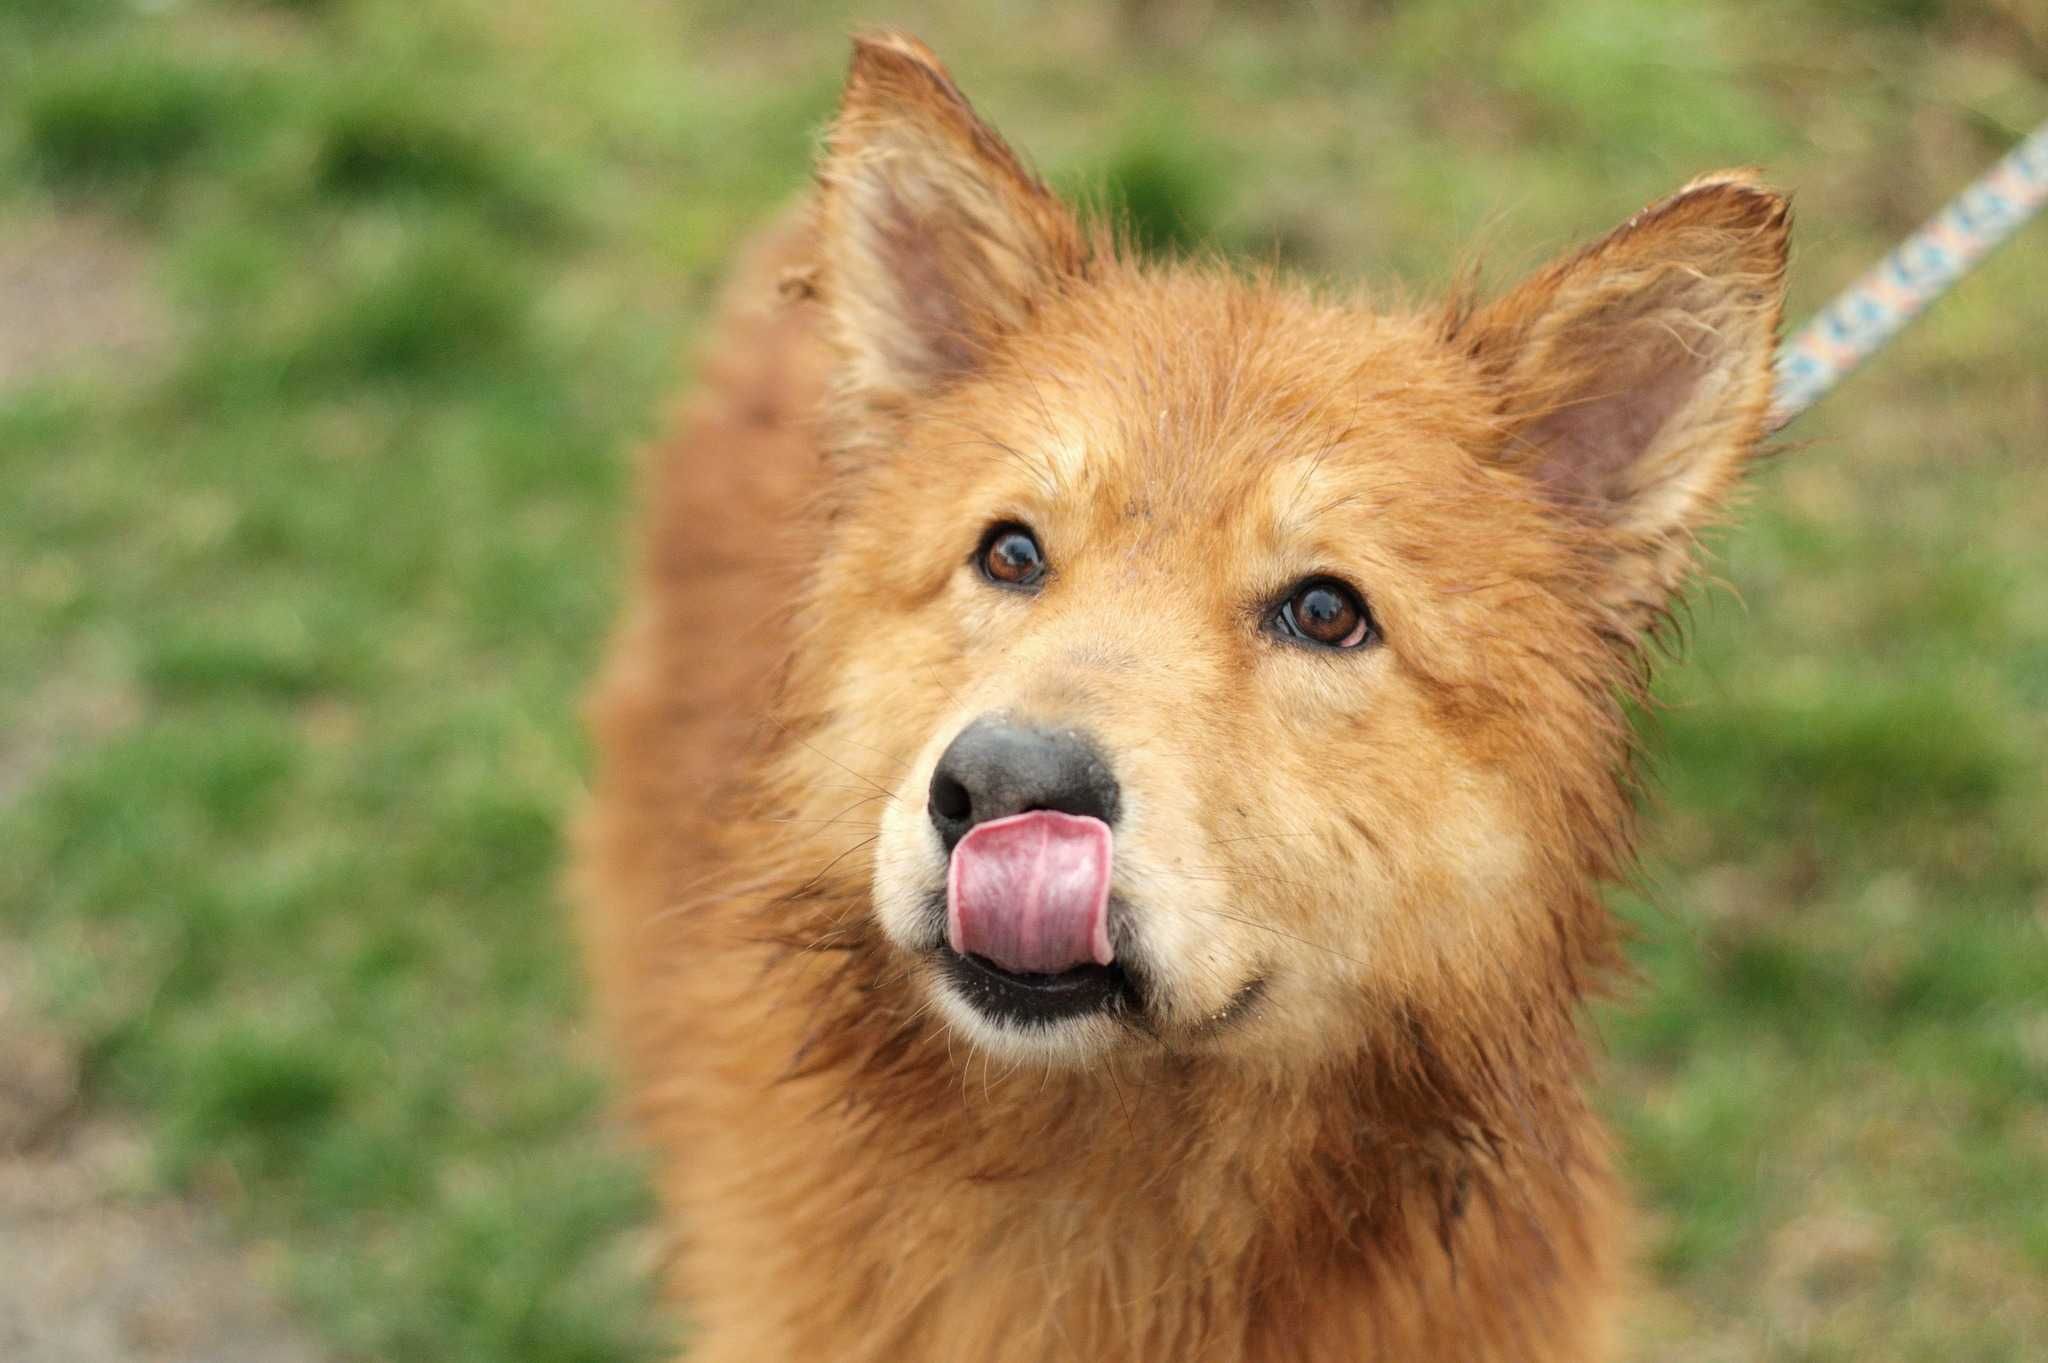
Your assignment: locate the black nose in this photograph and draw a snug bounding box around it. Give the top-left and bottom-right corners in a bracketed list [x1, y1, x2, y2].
[927, 717, 1120, 853]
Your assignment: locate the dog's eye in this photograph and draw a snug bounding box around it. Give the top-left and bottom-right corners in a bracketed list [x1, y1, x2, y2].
[1273, 578, 1375, 649]
[977, 524, 1046, 589]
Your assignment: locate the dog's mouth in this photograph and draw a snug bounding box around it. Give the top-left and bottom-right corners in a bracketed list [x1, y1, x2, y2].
[934, 943, 1144, 1028]
[929, 808, 1139, 1029]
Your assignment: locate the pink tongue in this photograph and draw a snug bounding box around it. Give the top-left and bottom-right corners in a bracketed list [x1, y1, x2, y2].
[947, 810, 1114, 975]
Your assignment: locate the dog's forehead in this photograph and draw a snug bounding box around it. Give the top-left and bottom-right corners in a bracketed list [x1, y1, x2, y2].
[982, 286, 1468, 498]
[980, 374, 1453, 543]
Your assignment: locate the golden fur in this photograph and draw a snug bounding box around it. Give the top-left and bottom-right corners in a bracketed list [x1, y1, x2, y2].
[576, 32, 1789, 1362]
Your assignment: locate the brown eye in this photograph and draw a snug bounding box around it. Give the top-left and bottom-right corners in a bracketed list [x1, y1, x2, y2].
[978, 524, 1046, 589]
[1275, 578, 1374, 649]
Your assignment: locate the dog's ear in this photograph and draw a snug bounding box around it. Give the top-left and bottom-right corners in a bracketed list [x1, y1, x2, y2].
[814, 33, 1088, 417]
[1460, 174, 1790, 630]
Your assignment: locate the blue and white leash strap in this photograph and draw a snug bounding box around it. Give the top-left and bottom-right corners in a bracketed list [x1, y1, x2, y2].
[1770, 118, 2048, 431]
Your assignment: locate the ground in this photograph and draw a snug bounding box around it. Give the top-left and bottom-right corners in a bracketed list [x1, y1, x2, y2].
[1, 947, 325, 1363]
[0, 2, 2043, 1362]
[0, 213, 323, 1363]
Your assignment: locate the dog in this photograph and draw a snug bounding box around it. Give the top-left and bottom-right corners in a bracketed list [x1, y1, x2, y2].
[575, 30, 1788, 1362]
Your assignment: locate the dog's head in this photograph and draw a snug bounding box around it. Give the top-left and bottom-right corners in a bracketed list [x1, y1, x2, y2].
[786, 34, 1787, 1068]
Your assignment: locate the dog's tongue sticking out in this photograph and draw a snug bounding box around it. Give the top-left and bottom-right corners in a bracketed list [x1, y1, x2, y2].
[947, 810, 1114, 975]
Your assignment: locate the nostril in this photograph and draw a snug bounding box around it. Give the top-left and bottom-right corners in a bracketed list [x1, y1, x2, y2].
[929, 769, 972, 824]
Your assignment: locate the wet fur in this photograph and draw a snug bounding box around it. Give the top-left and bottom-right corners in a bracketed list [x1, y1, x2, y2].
[576, 32, 1788, 1363]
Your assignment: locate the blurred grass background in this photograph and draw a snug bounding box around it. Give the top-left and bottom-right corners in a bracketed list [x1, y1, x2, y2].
[1, 1, 2043, 1360]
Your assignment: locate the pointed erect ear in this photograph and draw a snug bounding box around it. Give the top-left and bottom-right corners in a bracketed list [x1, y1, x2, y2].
[814, 33, 1089, 415]
[1460, 174, 1791, 628]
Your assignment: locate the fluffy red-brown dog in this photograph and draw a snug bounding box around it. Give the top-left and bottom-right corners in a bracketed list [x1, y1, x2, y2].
[577, 31, 1788, 1363]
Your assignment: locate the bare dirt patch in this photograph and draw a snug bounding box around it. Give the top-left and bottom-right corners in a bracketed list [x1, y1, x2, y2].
[0, 213, 169, 391]
[0, 953, 327, 1363]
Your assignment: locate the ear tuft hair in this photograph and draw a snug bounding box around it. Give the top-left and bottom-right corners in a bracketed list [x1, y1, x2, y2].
[1459, 173, 1791, 628]
[814, 32, 1089, 419]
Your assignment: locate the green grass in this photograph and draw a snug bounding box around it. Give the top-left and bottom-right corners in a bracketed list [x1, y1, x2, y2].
[1, 2, 2043, 1360]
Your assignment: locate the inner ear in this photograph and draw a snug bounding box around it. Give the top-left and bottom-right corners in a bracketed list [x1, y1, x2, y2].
[1514, 273, 1750, 533]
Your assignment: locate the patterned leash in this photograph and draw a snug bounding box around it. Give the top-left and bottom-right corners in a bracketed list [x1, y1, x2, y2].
[1770, 117, 2048, 431]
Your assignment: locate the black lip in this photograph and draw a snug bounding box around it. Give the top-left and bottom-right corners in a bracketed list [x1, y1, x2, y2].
[935, 945, 1142, 1028]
